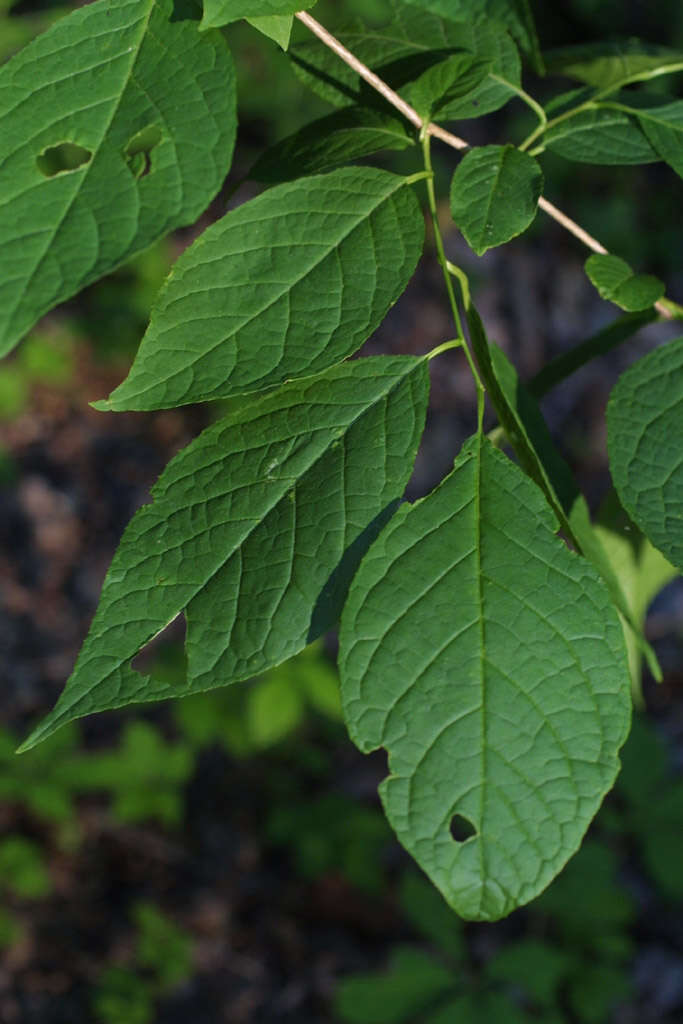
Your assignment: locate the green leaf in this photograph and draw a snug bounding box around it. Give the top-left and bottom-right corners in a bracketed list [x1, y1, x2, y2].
[450, 145, 542, 255]
[395, 0, 542, 71]
[585, 253, 665, 312]
[400, 53, 492, 120]
[249, 107, 415, 183]
[608, 336, 683, 572]
[334, 946, 455, 1024]
[134, 903, 193, 992]
[200, 0, 316, 31]
[246, 15, 293, 50]
[291, 7, 521, 121]
[544, 40, 683, 90]
[339, 433, 630, 920]
[20, 357, 429, 751]
[470, 318, 661, 683]
[545, 108, 657, 164]
[633, 100, 683, 178]
[97, 168, 424, 410]
[0, 0, 237, 356]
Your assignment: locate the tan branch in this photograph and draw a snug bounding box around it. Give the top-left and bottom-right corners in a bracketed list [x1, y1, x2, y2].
[295, 10, 672, 319]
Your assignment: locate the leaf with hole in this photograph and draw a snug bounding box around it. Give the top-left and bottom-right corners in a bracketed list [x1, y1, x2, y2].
[339, 433, 630, 920]
[585, 254, 664, 312]
[249, 107, 415, 183]
[450, 145, 542, 255]
[291, 6, 520, 121]
[607, 336, 683, 572]
[96, 167, 424, 410]
[20, 357, 429, 752]
[0, 0, 237, 356]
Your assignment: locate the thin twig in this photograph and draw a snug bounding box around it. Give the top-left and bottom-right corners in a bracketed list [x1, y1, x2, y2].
[295, 10, 672, 319]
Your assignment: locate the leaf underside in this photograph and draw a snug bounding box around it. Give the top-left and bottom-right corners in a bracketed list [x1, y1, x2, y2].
[21, 357, 430, 752]
[339, 435, 630, 920]
[0, 0, 237, 356]
[98, 167, 424, 411]
[608, 336, 683, 573]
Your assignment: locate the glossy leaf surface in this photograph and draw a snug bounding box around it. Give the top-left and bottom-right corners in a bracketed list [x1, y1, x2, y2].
[450, 145, 542, 255]
[339, 434, 630, 920]
[97, 168, 424, 410]
[0, 0, 237, 355]
[21, 357, 430, 751]
[608, 337, 683, 572]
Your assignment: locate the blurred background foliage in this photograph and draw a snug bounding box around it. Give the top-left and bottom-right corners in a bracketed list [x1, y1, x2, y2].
[1, 0, 682, 1021]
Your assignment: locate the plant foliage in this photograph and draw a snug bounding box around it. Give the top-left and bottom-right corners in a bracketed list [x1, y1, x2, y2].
[3, 0, 682, 923]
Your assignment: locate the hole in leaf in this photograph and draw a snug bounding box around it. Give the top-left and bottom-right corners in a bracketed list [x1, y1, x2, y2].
[125, 124, 163, 179]
[36, 142, 92, 177]
[449, 813, 477, 843]
[132, 613, 186, 679]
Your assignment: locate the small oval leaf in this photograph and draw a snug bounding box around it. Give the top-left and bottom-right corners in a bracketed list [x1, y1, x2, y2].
[585, 253, 665, 312]
[450, 145, 543, 255]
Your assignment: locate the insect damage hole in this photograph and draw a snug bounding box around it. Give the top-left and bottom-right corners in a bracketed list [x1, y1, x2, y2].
[125, 124, 163, 179]
[449, 813, 477, 843]
[36, 142, 92, 177]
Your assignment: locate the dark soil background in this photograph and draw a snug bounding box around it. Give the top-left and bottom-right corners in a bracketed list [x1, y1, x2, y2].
[1, 1, 683, 1022]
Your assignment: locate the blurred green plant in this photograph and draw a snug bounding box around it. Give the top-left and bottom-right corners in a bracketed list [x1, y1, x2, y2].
[173, 641, 342, 756]
[0, 835, 51, 899]
[91, 903, 193, 1024]
[0, 328, 76, 420]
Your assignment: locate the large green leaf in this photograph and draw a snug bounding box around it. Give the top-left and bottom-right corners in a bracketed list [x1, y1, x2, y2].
[20, 357, 429, 752]
[339, 433, 630, 920]
[291, 5, 520, 121]
[545, 108, 657, 164]
[543, 40, 683, 90]
[0, 0, 237, 356]
[584, 254, 664, 312]
[96, 167, 424, 411]
[607, 337, 683, 572]
[249, 107, 415, 183]
[200, 0, 316, 31]
[450, 145, 542, 255]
